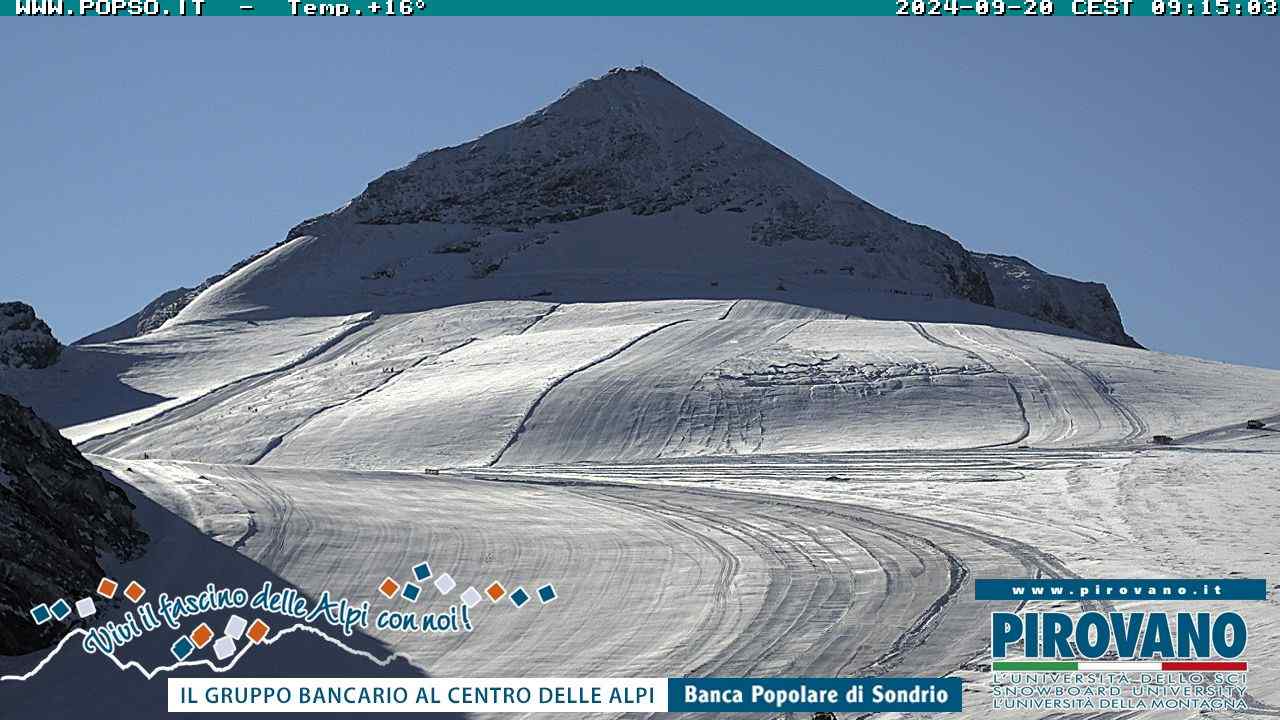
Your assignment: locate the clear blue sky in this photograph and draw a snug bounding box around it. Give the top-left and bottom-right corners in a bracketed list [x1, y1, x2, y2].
[1, 21, 1276, 368]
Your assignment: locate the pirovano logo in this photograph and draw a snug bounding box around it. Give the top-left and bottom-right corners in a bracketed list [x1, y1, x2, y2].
[977, 578, 1263, 712]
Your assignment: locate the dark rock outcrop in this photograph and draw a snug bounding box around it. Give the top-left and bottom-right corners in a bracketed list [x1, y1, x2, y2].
[0, 393, 148, 655]
[973, 253, 1140, 348]
[0, 302, 61, 369]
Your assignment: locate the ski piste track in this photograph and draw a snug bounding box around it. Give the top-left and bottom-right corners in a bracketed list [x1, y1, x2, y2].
[122, 460, 1080, 679]
[0, 460, 1090, 694]
[5, 304, 1280, 718]
[72, 303, 1193, 470]
[8, 457, 1279, 719]
[910, 322, 1149, 448]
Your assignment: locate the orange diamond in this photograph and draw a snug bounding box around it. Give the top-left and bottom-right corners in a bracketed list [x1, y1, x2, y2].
[123, 581, 146, 602]
[485, 582, 506, 602]
[190, 622, 214, 649]
[246, 618, 270, 644]
[378, 577, 399, 599]
[97, 578, 118, 599]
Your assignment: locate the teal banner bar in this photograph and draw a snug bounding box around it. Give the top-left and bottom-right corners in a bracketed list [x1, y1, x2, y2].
[976, 578, 1269, 601]
[668, 677, 963, 713]
[5, 0, 1279, 15]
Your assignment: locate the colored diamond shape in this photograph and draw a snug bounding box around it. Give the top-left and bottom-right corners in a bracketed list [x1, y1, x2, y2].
[247, 618, 270, 644]
[537, 584, 557, 604]
[50, 599, 71, 620]
[30, 604, 51, 625]
[460, 587, 482, 608]
[510, 587, 530, 607]
[96, 578, 118, 599]
[412, 562, 431, 582]
[213, 636, 236, 661]
[434, 573, 455, 595]
[378, 577, 399, 599]
[190, 622, 214, 649]
[75, 597, 97, 618]
[485, 582, 506, 602]
[402, 582, 421, 602]
[123, 581, 146, 603]
[171, 636, 194, 661]
[225, 614, 247, 640]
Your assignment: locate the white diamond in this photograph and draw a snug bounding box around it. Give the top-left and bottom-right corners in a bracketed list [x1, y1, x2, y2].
[434, 573, 456, 594]
[224, 614, 247, 640]
[460, 587, 482, 608]
[75, 597, 96, 618]
[213, 636, 236, 661]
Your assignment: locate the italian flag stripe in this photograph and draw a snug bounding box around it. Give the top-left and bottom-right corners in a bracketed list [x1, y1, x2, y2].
[993, 660, 1247, 671]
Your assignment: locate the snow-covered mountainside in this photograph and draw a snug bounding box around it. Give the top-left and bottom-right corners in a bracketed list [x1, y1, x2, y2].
[30, 298, 1271, 471]
[89, 67, 1133, 347]
[0, 303, 61, 369]
[0, 393, 147, 655]
[5, 68, 1275, 474]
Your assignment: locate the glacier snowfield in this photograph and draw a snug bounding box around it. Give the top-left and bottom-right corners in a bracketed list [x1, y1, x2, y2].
[6, 298, 1274, 466]
[2, 298, 1279, 718]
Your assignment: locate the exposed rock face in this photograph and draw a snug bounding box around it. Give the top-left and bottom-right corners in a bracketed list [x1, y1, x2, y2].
[82, 67, 1137, 347]
[974, 253, 1140, 348]
[0, 302, 61, 369]
[0, 393, 148, 655]
[343, 66, 995, 308]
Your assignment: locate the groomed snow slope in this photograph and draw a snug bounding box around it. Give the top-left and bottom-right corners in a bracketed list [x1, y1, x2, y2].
[0, 313, 375, 442]
[80, 456, 1073, 681]
[9, 441, 1276, 719]
[62, 298, 1279, 470]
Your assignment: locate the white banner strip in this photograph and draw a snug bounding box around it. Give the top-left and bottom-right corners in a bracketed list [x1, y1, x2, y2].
[168, 678, 668, 713]
[1076, 662, 1162, 671]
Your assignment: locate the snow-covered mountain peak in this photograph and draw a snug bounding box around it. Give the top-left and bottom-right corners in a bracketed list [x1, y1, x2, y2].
[341, 64, 855, 232]
[550, 65, 689, 112]
[536, 65, 766, 149]
[88, 67, 1137, 348]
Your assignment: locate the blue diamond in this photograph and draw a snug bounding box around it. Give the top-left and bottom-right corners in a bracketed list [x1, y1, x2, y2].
[171, 636, 194, 661]
[537, 584, 557, 604]
[510, 587, 530, 607]
[413, 562, 431, 582]
[30, 604, 51, 625]
[49, 599, 71, 620]
[402, 582, 421, 602]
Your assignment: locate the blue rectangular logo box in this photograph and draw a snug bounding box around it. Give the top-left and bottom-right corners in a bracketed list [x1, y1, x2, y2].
[975, 579, 1267, 601]
[667, 678, 962, 713]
